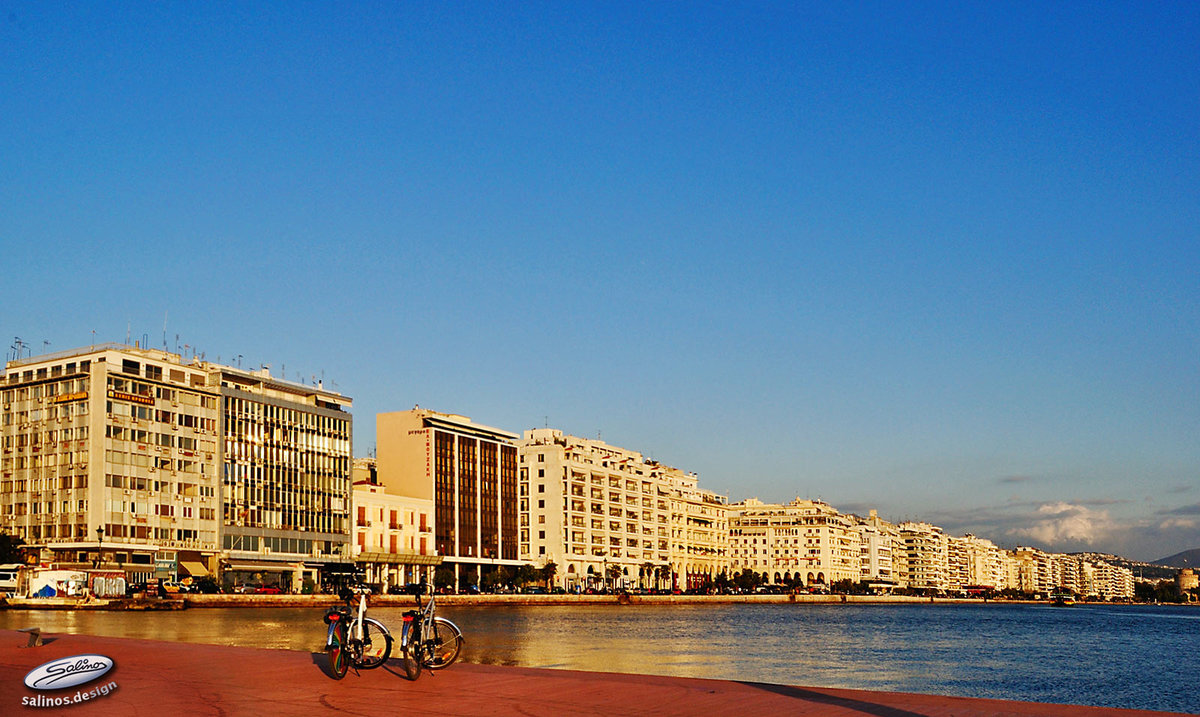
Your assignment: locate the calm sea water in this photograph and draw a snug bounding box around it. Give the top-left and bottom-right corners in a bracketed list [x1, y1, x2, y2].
[3, 602, 1196, 713]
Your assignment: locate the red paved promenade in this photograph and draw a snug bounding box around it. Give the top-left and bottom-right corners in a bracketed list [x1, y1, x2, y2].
[0, 629, 1186, 716]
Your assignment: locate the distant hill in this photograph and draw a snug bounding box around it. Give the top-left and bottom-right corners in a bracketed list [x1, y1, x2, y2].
[1154, 548, 1200, 568]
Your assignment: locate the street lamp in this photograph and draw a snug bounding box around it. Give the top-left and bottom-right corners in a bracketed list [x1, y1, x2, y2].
[94, 526, 105, 568]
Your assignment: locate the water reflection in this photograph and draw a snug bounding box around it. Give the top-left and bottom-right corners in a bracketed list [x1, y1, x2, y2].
[1, 603, 1196, 713]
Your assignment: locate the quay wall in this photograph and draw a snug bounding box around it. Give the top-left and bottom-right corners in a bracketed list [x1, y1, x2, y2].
[2, 593, 1078, 610]
[182, 593, 1005, 608]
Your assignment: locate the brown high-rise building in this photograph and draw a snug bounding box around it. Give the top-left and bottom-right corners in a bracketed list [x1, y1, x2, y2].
[376, 408, 519, 589]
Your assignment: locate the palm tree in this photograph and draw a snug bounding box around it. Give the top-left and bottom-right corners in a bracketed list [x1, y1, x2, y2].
[540, 561, 558, 590]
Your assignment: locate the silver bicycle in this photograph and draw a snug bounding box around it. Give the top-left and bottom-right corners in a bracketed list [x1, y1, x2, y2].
[399, 583, 463, 680]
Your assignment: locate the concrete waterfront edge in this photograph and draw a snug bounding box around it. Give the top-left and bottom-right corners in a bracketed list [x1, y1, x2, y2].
[0, 592, 1128, 609]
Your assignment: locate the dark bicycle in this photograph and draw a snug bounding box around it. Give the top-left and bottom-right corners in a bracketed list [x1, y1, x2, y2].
[399, 583, 463, 680]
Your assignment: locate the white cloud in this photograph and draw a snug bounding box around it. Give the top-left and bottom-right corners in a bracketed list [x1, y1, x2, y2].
[1007, 502, 1111, 546]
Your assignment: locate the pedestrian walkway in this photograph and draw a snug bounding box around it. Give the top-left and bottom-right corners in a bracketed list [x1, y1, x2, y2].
[0, 629, 1185, 716]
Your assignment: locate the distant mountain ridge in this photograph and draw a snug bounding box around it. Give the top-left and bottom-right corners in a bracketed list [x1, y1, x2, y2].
[1154, 548, 1200, 568]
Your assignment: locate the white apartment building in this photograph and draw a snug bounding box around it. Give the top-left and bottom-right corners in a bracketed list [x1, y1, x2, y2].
[350, 458, 438, 593]
[660, 464, 728, 590]
[1010, 546, 1052, 594]
[951, 534, 1005, 590]
[853, 510, 898, 587]
[517, 429, 672, 591]
[728, 498, 861, 586]
[897, 521, 948, 592]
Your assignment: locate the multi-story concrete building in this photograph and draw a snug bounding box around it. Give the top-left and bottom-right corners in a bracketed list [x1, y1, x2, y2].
[1094, 561, 1134, 599]
[350, 457, 438, 592]
[952, 534, 1005, 590]
[376, 409, 520, 589]
[1010, 546, 1053, 594]
[1, 345, 354, 593]
[216, 364, 353, 591]
[897, 521, 948, 592]
[728, 498, 861, 586]
[2, 345, 222, 587]
[853, 510, 898, 587]
[662, 465, 728, 590]
[517, 429, 673, 591]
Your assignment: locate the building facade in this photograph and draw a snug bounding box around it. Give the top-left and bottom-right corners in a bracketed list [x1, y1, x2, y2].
[854, 510, 898, 587]
[1, 345, 355, 593]
[2, 345, 221, 585]
[662, 465, 728, 590]
[728, 498, 861, 586]
[351, 458, 439, 592]
[215, 364, 353, 590]
[518, 429, 688, 591]
[376, 409, 520, 589]
[897, 521, 949, 592]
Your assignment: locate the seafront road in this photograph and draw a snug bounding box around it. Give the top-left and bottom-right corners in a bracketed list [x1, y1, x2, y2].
[0, 629, 1187, 716]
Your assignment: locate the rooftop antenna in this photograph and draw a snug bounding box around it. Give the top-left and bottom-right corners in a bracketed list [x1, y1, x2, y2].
[175, 334, 180, 353]
[42, 340, 50, 354]
[91, 330, 96, 350]
[126, 321, 131, 345]
[162, 311, 168, 350]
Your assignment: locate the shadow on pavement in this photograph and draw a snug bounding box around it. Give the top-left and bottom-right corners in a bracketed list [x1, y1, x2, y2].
[737, 681, 929, 717]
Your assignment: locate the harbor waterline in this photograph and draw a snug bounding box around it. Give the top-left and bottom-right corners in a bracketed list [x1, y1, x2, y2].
[2, 602, 1196, 714]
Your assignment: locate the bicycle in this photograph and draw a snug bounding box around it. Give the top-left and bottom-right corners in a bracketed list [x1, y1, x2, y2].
[323, 582, 393, 679]
[399, 583, 463, 680]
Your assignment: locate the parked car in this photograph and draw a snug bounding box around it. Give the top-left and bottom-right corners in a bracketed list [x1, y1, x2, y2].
[254, 584, 283, 594]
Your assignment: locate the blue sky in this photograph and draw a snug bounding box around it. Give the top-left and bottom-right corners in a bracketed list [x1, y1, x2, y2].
[2, 3, 1197, 561]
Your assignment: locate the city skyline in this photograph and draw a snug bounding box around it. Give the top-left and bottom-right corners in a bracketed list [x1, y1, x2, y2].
[2, 4, 1197, 561]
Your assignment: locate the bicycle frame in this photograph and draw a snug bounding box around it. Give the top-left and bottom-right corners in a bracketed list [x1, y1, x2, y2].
[402, 585, 462, 670]
[324, 585, 372, 662]
[354, 590, 367, 643]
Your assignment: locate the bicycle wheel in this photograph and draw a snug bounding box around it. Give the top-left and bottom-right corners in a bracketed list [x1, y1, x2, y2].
[326, 620, 350, 679]
[349, 617, 393, 669]
[399, 619, 421, 681]
[424, 617, 462, 670]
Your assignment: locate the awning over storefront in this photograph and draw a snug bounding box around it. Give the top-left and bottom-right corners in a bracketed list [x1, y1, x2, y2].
[179, 561, 209, 577]
[356, 552, 443, 566]
[225, 562, 300, 572]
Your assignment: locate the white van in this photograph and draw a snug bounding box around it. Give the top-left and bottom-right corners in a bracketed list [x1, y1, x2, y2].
[0, 563, 22, 596]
